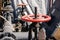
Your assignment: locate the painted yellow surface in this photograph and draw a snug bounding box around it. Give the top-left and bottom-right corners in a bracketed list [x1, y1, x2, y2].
[53, 27, 60, 40]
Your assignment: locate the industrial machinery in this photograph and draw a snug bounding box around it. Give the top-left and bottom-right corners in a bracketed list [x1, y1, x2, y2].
[0, 0, 60, 40]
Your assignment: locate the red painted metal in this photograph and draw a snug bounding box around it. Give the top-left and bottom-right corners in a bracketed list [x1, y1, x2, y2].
[21, 14, 51, 22]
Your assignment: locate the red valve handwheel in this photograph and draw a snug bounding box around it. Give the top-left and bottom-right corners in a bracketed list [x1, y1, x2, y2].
[17, 4, 27, 6]
[21, 14, 51, 22]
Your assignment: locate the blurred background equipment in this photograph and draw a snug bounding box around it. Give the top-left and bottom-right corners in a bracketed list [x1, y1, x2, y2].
[0, 0, 60, 40]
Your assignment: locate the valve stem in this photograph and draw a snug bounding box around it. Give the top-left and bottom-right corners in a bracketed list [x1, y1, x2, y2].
[35, 7, 37, 18]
